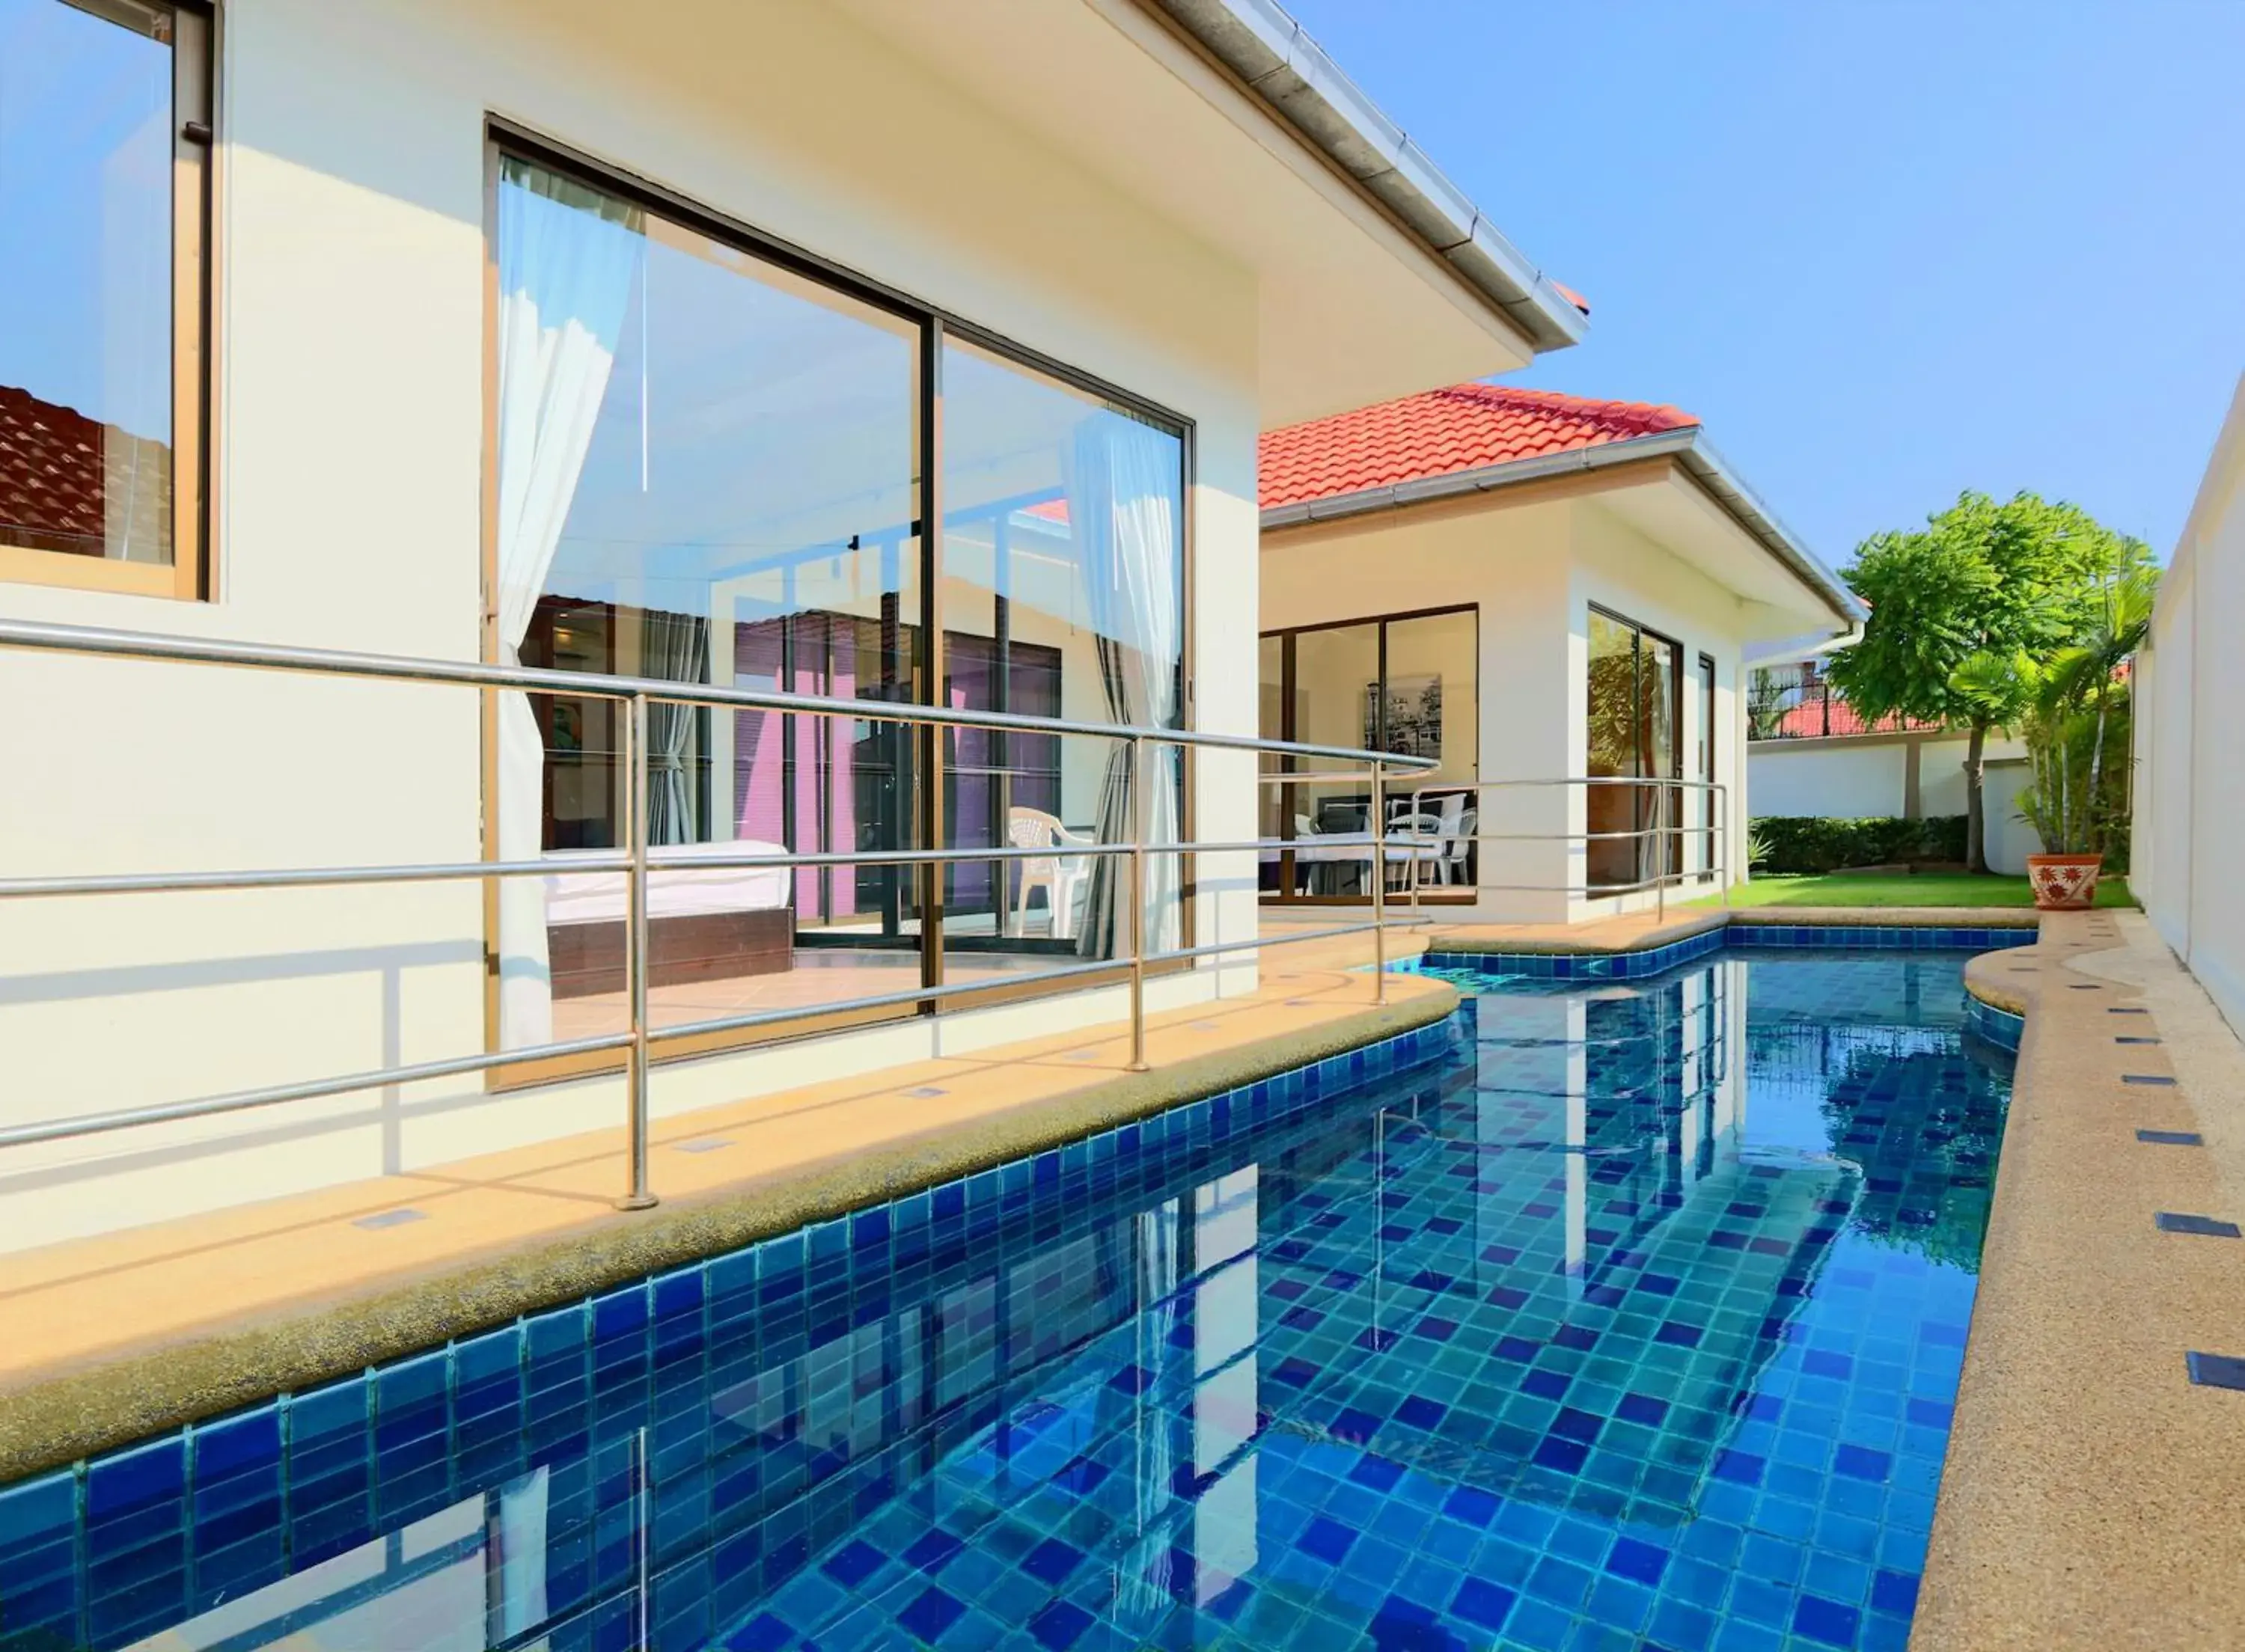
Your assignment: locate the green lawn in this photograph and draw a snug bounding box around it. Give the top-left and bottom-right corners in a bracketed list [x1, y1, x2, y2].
[1686, 872, 2136, 910]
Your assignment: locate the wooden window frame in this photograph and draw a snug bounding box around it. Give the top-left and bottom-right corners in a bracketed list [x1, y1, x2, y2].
[0, 0, 213, 601]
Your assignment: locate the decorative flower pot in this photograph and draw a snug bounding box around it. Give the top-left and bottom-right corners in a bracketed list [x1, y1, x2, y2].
[2026, 852, 2103, 911]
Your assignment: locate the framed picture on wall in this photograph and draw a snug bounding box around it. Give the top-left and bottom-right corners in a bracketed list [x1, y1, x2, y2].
[1366, 673, 1442, 759]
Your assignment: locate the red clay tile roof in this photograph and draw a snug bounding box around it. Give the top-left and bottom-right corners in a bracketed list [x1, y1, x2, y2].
[0, 383, 168, 558]
[1259, 382, 1698, 512]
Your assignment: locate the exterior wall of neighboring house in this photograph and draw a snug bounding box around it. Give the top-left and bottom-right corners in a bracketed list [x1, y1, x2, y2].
[2134, 374, 2245, 1032]
[0, 0, 1538, 1250]
[1261, 491, 1755, 924]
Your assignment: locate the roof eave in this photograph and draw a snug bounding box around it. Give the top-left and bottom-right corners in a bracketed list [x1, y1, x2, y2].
[1262, 428, 1866, 631]
[1139, 0, 1587, 355]
[1673, 437, 1866, 631]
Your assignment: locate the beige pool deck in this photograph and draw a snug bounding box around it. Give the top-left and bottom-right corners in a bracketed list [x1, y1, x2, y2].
[1916, 907, 2245, 1650]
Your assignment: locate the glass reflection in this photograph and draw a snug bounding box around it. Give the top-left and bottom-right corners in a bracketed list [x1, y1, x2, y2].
[940, 340, 1185, 965]
[0, 0, 177, 567]
[491, 158, 1191, 1052]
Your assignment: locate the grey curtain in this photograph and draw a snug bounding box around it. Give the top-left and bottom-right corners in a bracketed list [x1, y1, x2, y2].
[1066, 414, 1183, 960]
[641, 608, 709, 845]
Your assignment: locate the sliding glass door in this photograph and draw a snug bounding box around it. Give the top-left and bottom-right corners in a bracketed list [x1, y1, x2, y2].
[1586, 607, 1684, 895]
[491, 145, 1188, 1060]
[1259, 606, 1478, 902]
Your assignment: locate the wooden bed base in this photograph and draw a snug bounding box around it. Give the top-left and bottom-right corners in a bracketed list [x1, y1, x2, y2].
[549, 908, 793, 999]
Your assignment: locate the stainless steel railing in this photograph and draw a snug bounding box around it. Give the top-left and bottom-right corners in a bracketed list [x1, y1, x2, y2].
[0, 617, 1435, 1209]
[1404, 776, 1730, 924]
[1260, 774, 1729, 924]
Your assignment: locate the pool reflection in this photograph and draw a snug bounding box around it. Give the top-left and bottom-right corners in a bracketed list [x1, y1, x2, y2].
[85, 952, 2007, 1652]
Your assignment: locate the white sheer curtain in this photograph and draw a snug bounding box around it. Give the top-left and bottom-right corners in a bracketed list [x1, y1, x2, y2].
[1066, 412, 1183, 960]
[494, 160, 642, 1050]
[642, 609, 709, 845]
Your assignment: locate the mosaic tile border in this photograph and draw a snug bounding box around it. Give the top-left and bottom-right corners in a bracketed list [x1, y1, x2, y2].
[0, 1018, 1471, 1649]
[1964, 994, 2026, 1053]
[1420, 923, 2038, 982]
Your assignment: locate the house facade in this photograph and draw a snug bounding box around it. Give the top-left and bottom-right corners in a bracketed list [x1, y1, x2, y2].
[1257, 384, 1860, 923]
[0, 0, 1589, 1248]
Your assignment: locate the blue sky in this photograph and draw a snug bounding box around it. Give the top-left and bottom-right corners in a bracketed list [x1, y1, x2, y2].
[1283, 0, 2245, 567]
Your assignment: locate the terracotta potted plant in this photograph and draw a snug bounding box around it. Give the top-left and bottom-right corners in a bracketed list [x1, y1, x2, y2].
[2009, 572, 2152, 909]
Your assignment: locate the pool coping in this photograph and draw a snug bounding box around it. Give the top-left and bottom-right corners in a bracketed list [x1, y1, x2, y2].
[1916, 908, 2245, 1648]
[1420, 905, 2040, 958]
[0, 987, 1458, 1487]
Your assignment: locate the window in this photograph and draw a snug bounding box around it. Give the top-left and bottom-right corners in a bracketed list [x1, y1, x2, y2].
[1699, 652, 1717, 876]
[489, 144, 1190, 1056]
[1258, 607, 1478, 902]
[1586, 607, 1683, 893]
[0, 0, 210, 597]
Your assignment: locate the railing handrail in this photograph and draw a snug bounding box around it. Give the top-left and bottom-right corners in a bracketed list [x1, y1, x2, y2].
[0, 617, 1436, 773]
[0, 620, 1743, 1205]
[0, 615, 1435, 1202]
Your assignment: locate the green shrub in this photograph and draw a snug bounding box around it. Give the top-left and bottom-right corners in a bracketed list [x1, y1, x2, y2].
[1749, 816, 1970, 875]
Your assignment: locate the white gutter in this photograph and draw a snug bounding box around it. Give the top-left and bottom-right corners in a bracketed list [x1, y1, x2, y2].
[1140, 0, 1587, 355]
[1260, 426, 1866, 631]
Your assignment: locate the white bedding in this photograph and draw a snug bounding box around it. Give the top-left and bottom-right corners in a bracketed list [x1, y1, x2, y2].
[545, 839, 792, 927]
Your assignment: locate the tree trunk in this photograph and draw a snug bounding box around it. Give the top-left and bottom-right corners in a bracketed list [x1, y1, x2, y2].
[1964, 721, 1989, 874]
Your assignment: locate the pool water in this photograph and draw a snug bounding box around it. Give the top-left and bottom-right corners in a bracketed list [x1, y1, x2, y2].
[4, 950, 2015, 1652]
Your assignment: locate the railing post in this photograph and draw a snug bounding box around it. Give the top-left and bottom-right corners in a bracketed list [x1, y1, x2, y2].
[616, 690, 657, 1212]
[1408, 783, 1424, 926]
[1372, 759, 1388, 1006]
[1127, 735, 1149, 1073]
[1655, 780, 1668, 926]
[1720, 781, 1732, 908]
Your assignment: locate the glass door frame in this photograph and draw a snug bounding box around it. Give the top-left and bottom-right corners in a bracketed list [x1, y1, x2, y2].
[1698, 652, 1717, 878]
[1586, 603, 1687, 894]
[1258, 603, 1479, 906]
[479, 121, 1199, 1080]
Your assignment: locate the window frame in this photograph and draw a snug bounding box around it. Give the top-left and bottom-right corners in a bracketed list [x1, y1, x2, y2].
[1256, 602, 1480, 906]
[478, 123, 1198, 1077]
[0, 0, 213, 601]
[1585, 603, 1687, 892]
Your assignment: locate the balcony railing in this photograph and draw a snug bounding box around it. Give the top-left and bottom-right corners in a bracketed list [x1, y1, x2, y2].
[0, 617, 1444, 1211]
[1748, 664, 1942, 741]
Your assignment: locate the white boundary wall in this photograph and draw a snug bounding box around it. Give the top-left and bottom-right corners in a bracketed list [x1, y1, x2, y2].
[2135, 375, 2245, 1033]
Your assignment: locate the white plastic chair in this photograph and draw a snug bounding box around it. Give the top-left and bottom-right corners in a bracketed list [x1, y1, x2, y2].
[1443, 808, 1477, 887]
[1008, 807, 1094, 939]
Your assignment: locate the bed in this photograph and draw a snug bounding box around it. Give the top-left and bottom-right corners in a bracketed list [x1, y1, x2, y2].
[544, 839, 794, 998]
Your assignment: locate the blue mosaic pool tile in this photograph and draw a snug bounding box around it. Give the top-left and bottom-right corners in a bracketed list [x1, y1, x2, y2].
[1, 964, 2011, 1652]
[0, 1469, 80, 1645]
[2156, 1212, 2242, 1239]
[1965, 994, 2025, 1053]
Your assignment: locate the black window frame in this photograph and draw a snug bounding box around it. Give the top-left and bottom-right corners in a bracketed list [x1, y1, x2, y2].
[482, 123, 1198, 1070]
[1257, 603, 1479, 905]
[1585, 603, 1687, 895]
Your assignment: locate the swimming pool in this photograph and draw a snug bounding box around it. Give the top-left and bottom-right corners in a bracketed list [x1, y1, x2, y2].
[0, 947, 2016, 1652]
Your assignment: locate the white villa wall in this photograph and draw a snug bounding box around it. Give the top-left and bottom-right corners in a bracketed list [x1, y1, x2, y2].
[1568, 504, 1749, 921]
[1748, 742, 1907, 820]
[1260, 492, 1757, 923]
[0, 0, 1282, 1250]
[2136, 376, 2245, 1032]
[1262, 501, 1574, 917]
